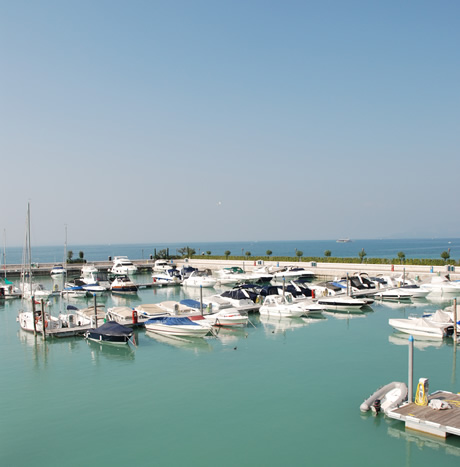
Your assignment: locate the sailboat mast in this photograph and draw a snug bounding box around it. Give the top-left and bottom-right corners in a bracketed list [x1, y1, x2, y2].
[3, 229, 5, 279]
[27, 202, 32, 291]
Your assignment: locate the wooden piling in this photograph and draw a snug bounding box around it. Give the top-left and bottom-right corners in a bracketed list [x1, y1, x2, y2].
[32, 296, 37, 336]
[41, 299, 46, 340]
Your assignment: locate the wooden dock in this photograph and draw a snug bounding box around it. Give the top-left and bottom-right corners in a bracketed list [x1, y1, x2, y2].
[387, 391, 460, 438]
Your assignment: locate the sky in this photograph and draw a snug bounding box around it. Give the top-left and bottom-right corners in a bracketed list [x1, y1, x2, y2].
[1, 0, 459, 246]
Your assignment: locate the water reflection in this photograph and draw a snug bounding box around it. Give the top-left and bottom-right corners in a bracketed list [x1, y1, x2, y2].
[213, 326, 249, 345]
[86, 339, 136, 362]
[145, 330, 212, 353]
[387, 424, 460, 458]
[388, 333, 446, 351]
[259, 315, 312, 335]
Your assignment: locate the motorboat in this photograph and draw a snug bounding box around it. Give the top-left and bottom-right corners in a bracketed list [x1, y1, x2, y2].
[248, 266, 273, 283]
[145, 316, 212, 337]
[152, 259, 174, 272]
[106, 306, 148, 326]
[420, 276, 460, 294]
[360, 382, 408, 414]
[214, 267, 253, 286]
[50, 265, 66, 276]
[80, 265, 111, 290]
[70, 304, 106, 327]
[84, 321, 133, 345]
[388, 317, 454, 338]
[182, 270, 217, 288]
[109, 256, 138, 275]
[0, 278, 22, 299]
[270, 266, 315, 283]
[110, 275, 138, 294]
[203, 308, 249, 327]
[156, 301, 196, 315]
[315, 294, 368, 311]
[259, 294, 306, 318]
[152, 268, 182, 286]
[201, 294, 233, 311]
[134, 303, 170, 320]
[61, 279, 91, 298]
[21, 282, 53, 301]
[180, 265, 198, 279]
[219, 288, 260, 312]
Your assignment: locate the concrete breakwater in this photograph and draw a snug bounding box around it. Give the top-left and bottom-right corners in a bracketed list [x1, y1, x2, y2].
[2, 258, 458, 282]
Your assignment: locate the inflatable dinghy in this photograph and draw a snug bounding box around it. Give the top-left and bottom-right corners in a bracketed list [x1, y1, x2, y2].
[360, 381, 408, 414]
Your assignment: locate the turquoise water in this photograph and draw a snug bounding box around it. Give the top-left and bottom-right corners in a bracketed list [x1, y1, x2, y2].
[1, 274, 460, 466]
[2, 238, 460, 264]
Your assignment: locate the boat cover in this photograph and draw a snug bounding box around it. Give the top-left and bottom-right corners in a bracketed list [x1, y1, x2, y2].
[93, 321, 133, 336]
[180, 299, 207, 309]
[146, 317, 199, 326]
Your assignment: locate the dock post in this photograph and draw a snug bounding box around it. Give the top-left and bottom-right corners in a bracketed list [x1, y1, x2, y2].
[31, 296, 37, 336]
[346, 273, 349, 296]
[408, 335, 414, 403]
[283, 277, 285, 296]
[200, 285, 203, 316]
[93, 294, 98, 327]
[41, 299, 46, 340]
[454, 298, 458, 342]
[403, 268, 405, 286]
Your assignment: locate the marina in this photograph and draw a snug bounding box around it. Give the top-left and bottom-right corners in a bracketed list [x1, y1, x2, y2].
[2, 256, 460, 466]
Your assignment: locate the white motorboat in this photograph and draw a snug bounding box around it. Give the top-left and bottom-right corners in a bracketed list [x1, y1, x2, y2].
[259, 294, 306, 318]
[420, 276, 460, 294]
[214, 267, 253, 286]
[270, 266, 314, 283]
[80, 264, 111, 290]
[110, 275, 138, 294]
[182, 270, 217, 288]
[202, 294, 233, 311]
[248, 266, 273, 282]
[21, 282, 53, 301]
[156, 301, 196, 314]
[152, 259, 174, 272]
[145, 316, 212, 337]
[203, 308, 249, 327]
[152, 268, 182, 286]
[360, 382, 408, 414]
[109, 256, 138, 275]
[0, 279, 22, 299]
[18, 309, 61, 333]
[218, 288, 260, 312]
[106, 306, 149, 326]
[388, 317, 454, 338]
[315, 294, 368, 311]
[50, 265, 66, 276]
[134, 303, 170, 320]
[61, 280, 90, 298]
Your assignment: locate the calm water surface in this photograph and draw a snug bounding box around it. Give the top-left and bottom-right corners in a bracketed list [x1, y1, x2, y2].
[1, 274, 459, 466]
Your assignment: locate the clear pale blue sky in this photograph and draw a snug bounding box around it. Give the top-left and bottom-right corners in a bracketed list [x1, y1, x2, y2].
[1, 0, 459, 246]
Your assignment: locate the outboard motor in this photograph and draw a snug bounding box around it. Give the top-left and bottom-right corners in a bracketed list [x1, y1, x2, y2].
[371, 399, 381, 414]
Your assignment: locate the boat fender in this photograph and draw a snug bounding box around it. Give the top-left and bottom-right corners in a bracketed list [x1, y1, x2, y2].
[45, 320, 48, 328]
[311, 290, 315, 299]
[132, 310, 138, 324]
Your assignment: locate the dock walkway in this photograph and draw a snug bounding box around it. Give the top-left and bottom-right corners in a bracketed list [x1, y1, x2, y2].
[387, 391, 460, 438]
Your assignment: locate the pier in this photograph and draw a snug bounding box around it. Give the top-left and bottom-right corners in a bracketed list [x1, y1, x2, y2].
[387, 391, 460, 438]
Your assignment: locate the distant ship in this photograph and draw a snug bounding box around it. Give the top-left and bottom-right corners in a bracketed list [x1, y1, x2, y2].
[336, 238, 352, 243]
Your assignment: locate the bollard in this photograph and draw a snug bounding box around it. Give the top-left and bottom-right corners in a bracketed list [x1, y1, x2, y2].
[408, 335, 414, 403]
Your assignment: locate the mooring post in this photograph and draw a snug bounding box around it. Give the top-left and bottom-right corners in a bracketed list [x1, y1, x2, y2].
[31, 296, 37, 335]
[93, 294, 98, 327]
[200, 285, 203, 316]
[346, 273, 349, 296]
[41, 299, 46, 340]
[408, 335, 414, 403]
[283, 276, 285, 296]
[454, 298, 458, 342]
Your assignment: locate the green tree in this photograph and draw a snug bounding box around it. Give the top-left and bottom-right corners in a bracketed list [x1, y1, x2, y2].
[79, 251, 84, 260]
[206, 251, 211, 256]
[245, 251, 251, 257]
[67, 250, 73, 262]
[224, 250, 231, 260]
[296, 250, 303, 261]
[397, 251, 405, 264]
[358, 248, 367, 263]
[324, 250, 331, 257]
[266, 250, 272, 258]
[441, 250, 450, 262]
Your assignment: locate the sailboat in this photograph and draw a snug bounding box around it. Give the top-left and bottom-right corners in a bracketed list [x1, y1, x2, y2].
[18, 203, 58, 332]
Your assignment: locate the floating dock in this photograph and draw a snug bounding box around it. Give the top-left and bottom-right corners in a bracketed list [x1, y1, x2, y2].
[387, 390, 460, 438]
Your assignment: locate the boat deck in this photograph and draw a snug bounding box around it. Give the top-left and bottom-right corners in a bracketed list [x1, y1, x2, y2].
[386, 390, 460, 438]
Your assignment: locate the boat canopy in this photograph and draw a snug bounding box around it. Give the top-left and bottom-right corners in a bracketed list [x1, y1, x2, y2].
[146, 317, 199, 326]
[93, 321, 133, 336]
[180, 299, 207, 309]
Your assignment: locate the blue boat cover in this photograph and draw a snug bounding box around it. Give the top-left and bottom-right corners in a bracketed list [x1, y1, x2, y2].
[146, 317, 199, 326]
[180, 299, 207, 309]
[93, 321, 133, 336]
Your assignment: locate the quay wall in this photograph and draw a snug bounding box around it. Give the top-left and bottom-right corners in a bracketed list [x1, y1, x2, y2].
[3, 258, 458, 282]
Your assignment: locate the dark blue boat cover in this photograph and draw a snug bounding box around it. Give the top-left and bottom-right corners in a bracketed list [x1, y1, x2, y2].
[146, 317, 198, 326]
[93, 321, 133, 336]
[180, 299, 207, 309]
